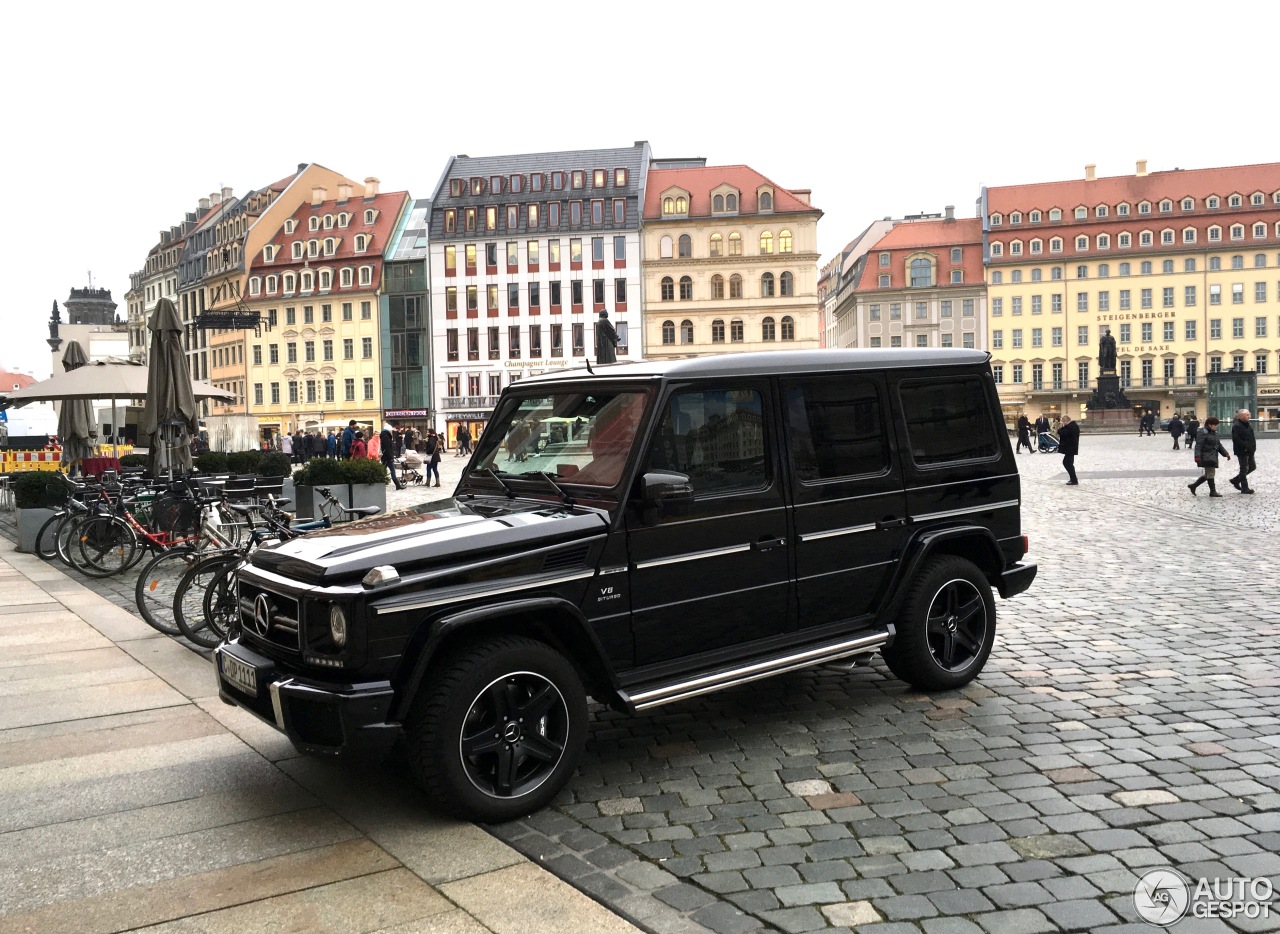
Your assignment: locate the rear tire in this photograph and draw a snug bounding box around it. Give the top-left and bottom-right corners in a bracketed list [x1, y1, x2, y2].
[173, 553, 236, 648]
[134, 547, 199, 635]
[34, 512, 64, 560]
[883, 556, 996, 691]
[405, 635, 587, 822]
[75, 516, 138, 578]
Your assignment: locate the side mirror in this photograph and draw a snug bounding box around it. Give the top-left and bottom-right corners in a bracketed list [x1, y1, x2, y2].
[636, 470, 695, 522]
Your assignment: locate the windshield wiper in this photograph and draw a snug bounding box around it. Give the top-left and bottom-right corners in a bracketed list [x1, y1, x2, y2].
[534, 471, 575, 507]
[480, 467, 516, 499]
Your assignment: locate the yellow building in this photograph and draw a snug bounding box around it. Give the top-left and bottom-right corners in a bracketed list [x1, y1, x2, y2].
[641, 163, 822, 357]
[983, 160, 1280, 423]
[240, 183, 409, 441]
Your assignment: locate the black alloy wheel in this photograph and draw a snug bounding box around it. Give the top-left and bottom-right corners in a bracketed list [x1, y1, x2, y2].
[883, 555, 996, 691]
[407, 635, 586, 822]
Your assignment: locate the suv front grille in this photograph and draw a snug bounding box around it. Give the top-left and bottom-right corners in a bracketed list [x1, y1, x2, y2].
[237, 580, 302, 653]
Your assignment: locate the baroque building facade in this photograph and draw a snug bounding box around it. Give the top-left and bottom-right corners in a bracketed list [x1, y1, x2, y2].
[641, 162, 821, 358]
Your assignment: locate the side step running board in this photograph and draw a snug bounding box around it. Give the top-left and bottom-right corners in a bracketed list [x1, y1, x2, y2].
[623, 628, 893, 712]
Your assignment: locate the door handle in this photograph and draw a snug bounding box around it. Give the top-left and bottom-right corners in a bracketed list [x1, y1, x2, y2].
[751, 537, 787, 552]
[876, 517, 909, 530]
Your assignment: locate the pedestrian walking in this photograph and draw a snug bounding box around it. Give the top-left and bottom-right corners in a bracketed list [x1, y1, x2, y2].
[424, 428, 442, 487]
[1186, 416, 1200, 455]
[1058, 415, 1080, 484]
[326, 430, 337, 458]
[293, 430, 306, 464]
[1169, 414, 1185, 450]
[380, 423, 404, 490]
[281, 432, 293, 461]
[457, 425, 472, 457]
[1016, 414, 1033, 454]
[1189, 416, 1231, 497]
[1229, 409, 1256, 495]
[342, 420, 356, 459]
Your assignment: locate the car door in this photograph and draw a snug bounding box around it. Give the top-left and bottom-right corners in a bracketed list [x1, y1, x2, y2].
[781, 372, 909, 630]
[627, 380, 791, 667]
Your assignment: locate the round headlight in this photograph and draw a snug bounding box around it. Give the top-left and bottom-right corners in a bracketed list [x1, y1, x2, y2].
[328, 604, 348, 648]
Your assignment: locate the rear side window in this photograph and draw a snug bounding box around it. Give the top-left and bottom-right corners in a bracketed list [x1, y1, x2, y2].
[897, 376, 998, 466]
[783, 376, 888, 481]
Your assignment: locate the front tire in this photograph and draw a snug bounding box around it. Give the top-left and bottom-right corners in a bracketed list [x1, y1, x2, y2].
[406, 635, 587, 822]
[883, 556, 996, 690]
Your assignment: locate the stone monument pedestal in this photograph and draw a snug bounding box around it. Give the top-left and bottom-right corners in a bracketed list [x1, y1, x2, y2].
[1086, 372, 1136, 428]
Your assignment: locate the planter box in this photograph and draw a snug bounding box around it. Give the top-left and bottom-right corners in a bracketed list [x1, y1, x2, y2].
[16, 507, 55, 554]
[294, 483, 386, 523]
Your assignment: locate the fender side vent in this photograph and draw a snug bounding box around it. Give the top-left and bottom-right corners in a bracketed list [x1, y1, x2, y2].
[542, 546, 590, 573]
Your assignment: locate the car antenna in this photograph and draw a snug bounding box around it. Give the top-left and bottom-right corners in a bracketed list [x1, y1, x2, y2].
[584, 358, 594, 374]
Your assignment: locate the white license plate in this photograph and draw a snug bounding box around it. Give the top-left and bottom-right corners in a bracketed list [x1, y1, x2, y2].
[220, 652, 258, 698]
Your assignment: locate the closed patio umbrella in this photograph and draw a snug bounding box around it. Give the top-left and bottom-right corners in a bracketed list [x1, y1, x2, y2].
[57, 341, 97, 472]
[140, 298, 198, 478]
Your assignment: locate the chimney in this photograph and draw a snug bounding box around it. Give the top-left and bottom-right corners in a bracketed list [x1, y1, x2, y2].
[337, 183, 352, 203]
[221, 185, 233, 202]
[945, 204, 956, 222]
[364, 176, 381, 197]
[1136, 159, 1149, 177]
[311, 185, 327, 207]
[1085, 164, 1097, 182]
[298, 163, 308, 174]
[791, 189, 811, 206]
[199, 197, 211, 210]
[210, 191, 221, 205]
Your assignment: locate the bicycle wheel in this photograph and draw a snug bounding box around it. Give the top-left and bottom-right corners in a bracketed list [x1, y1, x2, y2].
[57, 512, 88, 567]
[76, 516, 138, 578]
[35, 511, 66, 560]
[174, 553, 238, 648]
[134, 547, 199, 635]
[202, 560, 244, 642]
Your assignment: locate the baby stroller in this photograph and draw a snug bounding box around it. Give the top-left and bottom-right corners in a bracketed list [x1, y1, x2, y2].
[399, 452, 426, 485]
[1037, 431, 1060, 453]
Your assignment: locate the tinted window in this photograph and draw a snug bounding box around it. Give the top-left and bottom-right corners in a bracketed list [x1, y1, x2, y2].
[784, 377, 888, 481]
[898, 377, 998, 465]
[645, 388, 767, 496]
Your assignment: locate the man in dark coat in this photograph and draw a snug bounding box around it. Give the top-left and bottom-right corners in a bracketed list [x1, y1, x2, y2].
[342, 420, 357, 459]
[293, 429, 306, 464]
[595, 310, 620, 364]
[1168, 414, 1185, 450]
[1016, 414, 1033, 454]
[380, 423, 404, 490]
[1058, 415, 1080, 485]
[311, 430, 327, 460]
[1186, 416, 1200, 455]
[1189, 416, 1230, 497]
[1229, 409, 1256, 494]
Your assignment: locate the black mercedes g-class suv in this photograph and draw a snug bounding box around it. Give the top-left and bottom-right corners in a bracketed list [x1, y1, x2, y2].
[215, 349, 1035, 821]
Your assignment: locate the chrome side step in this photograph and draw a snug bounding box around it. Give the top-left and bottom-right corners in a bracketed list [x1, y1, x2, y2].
[624, 629, 892, 712]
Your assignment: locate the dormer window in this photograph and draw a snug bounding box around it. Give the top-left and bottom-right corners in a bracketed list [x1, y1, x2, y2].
[758, 189, 773, 212]
[309, 216, 320, 231]
[510, 175, 523, 194]
[450, 179, 465, 197]
[266, 275, 277, 294]
[355, 234, 369, 252]
[340, 268, 353, 287]
[338, 212, 350, 228]
[1117, 203, 1130, 216]
[531, 174, 544, 192]
[249, 277, 261, 296]
[1010, 211, 1022, 225]
[308, 240, 319, 258]
[1159, 199, 1173, 212]
[1181, 198, 1194, 211]
[1252, 192, 1265, 206]
[1075, 206, 1087, 220]
[1029, 210, 1042, 223]
[1096, 205, 1108, 218]
[990, 213, 1003, 226]
[301, 271, 313, 292]
[614, 168, 627, 187]
[571, 170, 585, 189]
[593, 169, 606, 187]
[470, 177, 484, 195]
[263, 245, 276, 262]
[324, 238, 335, 255]
[364, 209, 376, 224]
[283, 273, 296, 293]
[1207, 196, 1220, 209]
[489, 176, 503, 194]
[1228, 194, 1242, 207]
[1049, 208, 1062, 221]
[284, 219, 297, 234]
[292, 241, 303, 260]
[319, 269, 332, 290]
[1138, 201, 1151, 214]
[324, 214, 334, 229]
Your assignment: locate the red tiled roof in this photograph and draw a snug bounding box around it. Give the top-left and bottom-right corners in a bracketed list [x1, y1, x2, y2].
[644, 165, 819, 219]
[987, 162, 1280, 215]
[0, 370, 36, 391]
[855, 219, 984, 291]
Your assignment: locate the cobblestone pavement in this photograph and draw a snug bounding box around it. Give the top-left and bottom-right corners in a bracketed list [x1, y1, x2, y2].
[485, 435, 1280, 934]
[3, 437, 1278, 933]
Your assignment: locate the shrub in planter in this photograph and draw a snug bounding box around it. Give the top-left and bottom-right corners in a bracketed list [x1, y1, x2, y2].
[119, 454, 149, 469]
[195, 451, 228, 474]
[13, 471, 71, 509]
[292, 457, 345, 487]
[257, 451, 291, 478]
[225, 450, 262, 475]
[340, 458, 390, 485]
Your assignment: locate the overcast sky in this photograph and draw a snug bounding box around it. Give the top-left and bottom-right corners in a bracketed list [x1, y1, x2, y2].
[3, 0, 1275, 376]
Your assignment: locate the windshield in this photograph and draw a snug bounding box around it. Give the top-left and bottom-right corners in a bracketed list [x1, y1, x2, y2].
[472, 389, 649, 488]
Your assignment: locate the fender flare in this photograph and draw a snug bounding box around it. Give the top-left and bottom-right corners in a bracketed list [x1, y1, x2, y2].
[389, 596, 621, 721]
[875, 524, 1004, 630]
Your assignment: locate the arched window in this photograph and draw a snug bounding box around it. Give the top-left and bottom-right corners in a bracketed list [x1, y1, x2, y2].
[675, 197, 687, 213]
[324, 214, 334, 229]
[283, 273, 295, 293]
[266, 275, 277, 294]
[909, 257, 932, 287]
[709, 233, 723, 256]
[324, 238, 335, 255]
[660, 276, 674, 301]
[319, 270, 332, 290]
[659, 235, 673, 258]
[309, 216, 320, 231]
[355, 234, 368, 252]
[779, 271, 794, 296]
[781, 316, 795, 340]
[726, 193, 737, 211]
[760, 231, 773, 254]
[712, 319, 725, 342]
[731, 318, 744, 342]
[711, 274, 725, 299]
[292, 241, 304, 259]
[661, 320, 675, 344]
[679, 276, 693, 300]
[759, 192, 773, 211]
[358, 266, 372, 286]
[779, 229, 793, 253]
[663, 197, 674, 215]
[341, 268, 353, 287]
[728, 232, 742, 255]
[730, 274, 743, 299]
[761, 272, 775, 297]
[762, 316, 776, 341]
[301, 271, 314, 291]
[678, 234, 692, 257]
[713, 194, 724, 212]
[680, 319, 693, 344]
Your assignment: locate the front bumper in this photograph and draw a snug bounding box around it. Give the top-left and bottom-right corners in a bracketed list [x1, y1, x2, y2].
[214, 639, 400, 757]
[996, 560, 1037, 599]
